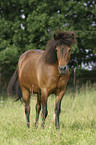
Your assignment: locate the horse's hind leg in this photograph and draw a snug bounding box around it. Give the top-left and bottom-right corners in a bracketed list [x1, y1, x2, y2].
[41, 90, 48, 129]
[22, 87, 30, 127]
[35, 94, 41, 127]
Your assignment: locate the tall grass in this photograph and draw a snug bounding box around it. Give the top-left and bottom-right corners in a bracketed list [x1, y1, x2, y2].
[0, 84, 96, 145]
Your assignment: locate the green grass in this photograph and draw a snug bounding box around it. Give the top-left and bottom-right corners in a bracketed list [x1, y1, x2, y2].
[0, 84, 96, 145]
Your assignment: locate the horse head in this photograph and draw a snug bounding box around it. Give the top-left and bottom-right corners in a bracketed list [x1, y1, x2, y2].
[56, 45, 71, 75]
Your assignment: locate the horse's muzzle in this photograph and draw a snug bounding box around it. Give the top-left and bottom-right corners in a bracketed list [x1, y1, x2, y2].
[58, 65, 67, 75]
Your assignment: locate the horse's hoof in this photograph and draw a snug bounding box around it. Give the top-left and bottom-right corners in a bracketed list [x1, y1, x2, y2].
[35, 123, 38, 129]
[27, 123, 30, 128]
[41, 124, 44, 129]
[56, 125, 60, 129]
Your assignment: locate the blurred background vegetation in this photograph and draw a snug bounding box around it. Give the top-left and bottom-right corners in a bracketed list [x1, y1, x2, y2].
[0, 0, 96, 91]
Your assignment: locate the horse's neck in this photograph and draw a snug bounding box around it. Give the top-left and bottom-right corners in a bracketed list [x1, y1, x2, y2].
[41, 49, 57, 65]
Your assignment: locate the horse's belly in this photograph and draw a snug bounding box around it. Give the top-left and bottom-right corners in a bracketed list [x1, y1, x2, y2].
[30, 84, 40, 94]
[19, 73, 40, 93]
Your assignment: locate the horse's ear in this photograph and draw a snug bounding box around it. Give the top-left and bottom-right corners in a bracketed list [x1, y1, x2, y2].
[72, 33, 74, 36]
[54, 33, 58, 40]
[72, 32, 78, 43]
[72, 32, 77, 39]
[54, 34, 56, 40]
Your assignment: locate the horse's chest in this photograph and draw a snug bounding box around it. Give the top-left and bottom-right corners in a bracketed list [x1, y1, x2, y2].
[47, 76, 67, 95]
[57, 77, 66, 89]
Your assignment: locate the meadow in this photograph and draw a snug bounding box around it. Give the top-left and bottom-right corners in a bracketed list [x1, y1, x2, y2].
[0, 84, 96, 145]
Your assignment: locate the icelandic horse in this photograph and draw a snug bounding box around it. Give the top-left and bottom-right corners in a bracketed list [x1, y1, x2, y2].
[7, 31, 77, 129]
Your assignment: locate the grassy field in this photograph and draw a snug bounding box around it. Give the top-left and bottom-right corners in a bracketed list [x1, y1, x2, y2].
[0, 84, 96, 145]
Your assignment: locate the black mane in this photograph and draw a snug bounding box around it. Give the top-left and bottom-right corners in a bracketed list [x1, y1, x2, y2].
[43, 31, 77, 64]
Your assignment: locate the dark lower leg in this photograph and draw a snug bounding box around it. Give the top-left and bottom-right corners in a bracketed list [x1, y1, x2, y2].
[35, 103, 41, 127]
[41, 103, 48, 129]
[35, 94, 41, 127]
[22, 88, 30, 128]
[55, 100, 61, 129]
[25, 105, 30, 127]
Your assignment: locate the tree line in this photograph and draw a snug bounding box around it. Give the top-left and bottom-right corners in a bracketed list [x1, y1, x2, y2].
[0, 0, 96, 89]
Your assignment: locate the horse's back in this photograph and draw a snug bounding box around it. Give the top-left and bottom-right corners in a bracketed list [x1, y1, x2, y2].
[18, 49, 44, 92]
[18, 49, 44, 69]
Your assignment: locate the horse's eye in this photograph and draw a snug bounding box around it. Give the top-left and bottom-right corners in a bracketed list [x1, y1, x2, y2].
[68, 49, 71, 54]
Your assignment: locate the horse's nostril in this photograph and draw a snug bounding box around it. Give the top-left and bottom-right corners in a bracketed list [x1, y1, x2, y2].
[63, 66, 66, 70]
[59, 66, 66, 70]
[59, 65, 66, 71]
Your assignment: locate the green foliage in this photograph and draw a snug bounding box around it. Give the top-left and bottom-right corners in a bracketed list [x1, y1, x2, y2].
[0, 46, 18, 71]
[0, 0, 96, 85]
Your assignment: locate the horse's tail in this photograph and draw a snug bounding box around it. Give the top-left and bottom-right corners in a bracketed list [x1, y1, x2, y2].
[7, 68, 22, 101]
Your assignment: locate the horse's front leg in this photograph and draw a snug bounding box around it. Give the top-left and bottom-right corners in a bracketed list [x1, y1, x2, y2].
[41, 90, 48, 129]
[55, 90, 65, 129]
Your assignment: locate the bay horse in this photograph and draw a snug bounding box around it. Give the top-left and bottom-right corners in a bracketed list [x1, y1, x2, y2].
[7, 31, 77, 129]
